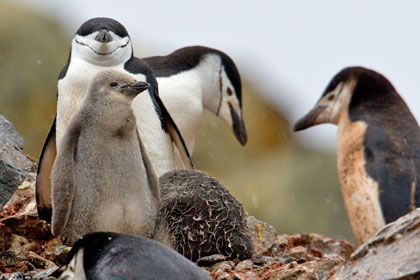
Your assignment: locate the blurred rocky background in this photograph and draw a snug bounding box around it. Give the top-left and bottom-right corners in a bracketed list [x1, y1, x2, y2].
[0, 2, 354, 243]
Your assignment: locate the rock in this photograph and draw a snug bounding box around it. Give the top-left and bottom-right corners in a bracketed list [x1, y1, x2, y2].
[235, 259, 254, 271]
[197, 254, 227, 267]
[279, 233, 354, 261]
[258, 259, 342, 280]
[25, 251, 57, 269]
[330, 208, 420, 280]
[246, 216, 278, 255]
[0, 115, 35, 210]
[41, 246, 71, 266]
[0, 251, 17, 267]
[31, 265, 59, 279]
[0, 272, 23, 280]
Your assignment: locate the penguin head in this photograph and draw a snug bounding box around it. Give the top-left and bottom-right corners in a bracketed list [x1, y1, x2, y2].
[215, 52, 247, 145]
[71, 17, 132, 66]
[91, 70, 149, 103]
[193, 47, 246, 145]
[293, 66, 391, 131]
[56, 232, 118, 280]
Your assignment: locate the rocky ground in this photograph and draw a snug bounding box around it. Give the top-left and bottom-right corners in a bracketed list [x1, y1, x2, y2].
[1, 115, 420, 280]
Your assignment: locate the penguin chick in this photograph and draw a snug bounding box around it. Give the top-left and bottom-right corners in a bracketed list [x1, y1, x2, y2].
[36, 17, 193, 223]
[57, 232, 211, 280]
[144, 46, 247, 153]
[294, 66, 420, 244]
[51, 70, 160, 245]
[154, 170, 253, 261]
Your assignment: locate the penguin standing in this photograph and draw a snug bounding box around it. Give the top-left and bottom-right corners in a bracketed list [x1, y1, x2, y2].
[57, 232, 211, 280]
[36, 17, 193, 222]
[143, 46, 247, 154]
[51, 70, 159, 245]
[294, 66, 420, 243]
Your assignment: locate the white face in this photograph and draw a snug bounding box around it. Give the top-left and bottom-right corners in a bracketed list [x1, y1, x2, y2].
[72, 30, 132, 66]
[217, 68, 242, 127]
[58, 248, 86, 280]
[316, 80, 355, 124]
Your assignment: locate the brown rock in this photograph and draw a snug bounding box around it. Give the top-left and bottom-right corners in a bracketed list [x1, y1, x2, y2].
[279, 233, 354, 261]
[246, 216, 278, 255]
[330, 208, 420, 280]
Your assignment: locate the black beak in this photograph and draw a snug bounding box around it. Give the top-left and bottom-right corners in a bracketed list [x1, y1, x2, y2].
[121, 81, 150, 96]
[95, 29, 112, 43]
[293, 105, 326, 132]
[229, 103, 247, 146]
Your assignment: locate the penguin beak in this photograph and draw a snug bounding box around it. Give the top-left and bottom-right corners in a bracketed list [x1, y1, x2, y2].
[229, 103, 248, 146]
[121, 82, 150, 96]
[293, 105, 327, 131]
[95, 29, 112, 43]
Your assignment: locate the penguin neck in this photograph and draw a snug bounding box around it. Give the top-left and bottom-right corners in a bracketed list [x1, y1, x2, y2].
[88, 96, 136, 133]
[195, 54, 223, 114]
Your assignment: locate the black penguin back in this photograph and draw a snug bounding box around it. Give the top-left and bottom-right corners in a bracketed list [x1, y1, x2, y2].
[347, 67, 420, 222]
[67, 232, 211, 280]
[144, 46, 242, 106]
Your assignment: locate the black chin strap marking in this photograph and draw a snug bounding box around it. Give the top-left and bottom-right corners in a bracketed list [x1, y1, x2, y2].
[216, 66, 223, 116]
[75, 38, 129, 56]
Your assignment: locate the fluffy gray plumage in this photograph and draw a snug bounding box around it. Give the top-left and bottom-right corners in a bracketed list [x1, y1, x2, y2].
[154, 170, 253, 261]
[51, 70, 159, 245]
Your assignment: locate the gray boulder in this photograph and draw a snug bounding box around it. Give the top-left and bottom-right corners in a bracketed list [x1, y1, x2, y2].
[0, 115, 34, 210]
[330, 208, 420, 280]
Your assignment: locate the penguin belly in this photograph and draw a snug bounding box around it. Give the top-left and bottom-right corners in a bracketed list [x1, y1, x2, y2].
[337, 117, 385, 244]
[62, 132, 157, 245]
[131, 91, 177, 177]
[56, 59, 121, 149]
[157, 72, 204, 153]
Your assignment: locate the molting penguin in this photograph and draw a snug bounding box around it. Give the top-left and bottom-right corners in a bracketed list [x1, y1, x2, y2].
[36, 17, 193, 223]
[294, 66, 420, 244]
[56, 232, 211, 280]
[51, 70, 160, 245]
[154, 170, 253, 261]
[143, 46, 247, 153]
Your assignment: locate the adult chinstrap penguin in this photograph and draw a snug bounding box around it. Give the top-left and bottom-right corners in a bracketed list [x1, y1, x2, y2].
[143, 46, 247, 154]
[36, 17, 193, 223]
[294, 66, 420, 244]
[56, 232, 211, 280]
[50, 70, 160, 245]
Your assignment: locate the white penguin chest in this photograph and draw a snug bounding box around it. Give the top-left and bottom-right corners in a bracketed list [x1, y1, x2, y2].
[157, 72, 204, 153]
[337, 117, 385, 244]
[56, 59, 176, 176]
[56, 59, 123, 148]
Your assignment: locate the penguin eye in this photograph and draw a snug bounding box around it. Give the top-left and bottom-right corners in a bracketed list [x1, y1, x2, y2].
[110, 82, 118, 87]
[327, 94, 335, 101]
[227, 87, 233, 96]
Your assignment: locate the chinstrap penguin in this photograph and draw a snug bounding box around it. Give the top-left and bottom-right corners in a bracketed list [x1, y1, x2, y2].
[154, 169, 253, 261]
[36, 17, 193, 223]
[56, 232, 211, 280]
[294, 66, 420, 243]
[143, 46, 247, 154]
[51, 70, 160, 245]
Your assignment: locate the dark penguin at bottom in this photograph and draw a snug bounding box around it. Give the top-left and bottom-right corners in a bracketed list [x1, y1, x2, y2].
[57, 232, 211, 280]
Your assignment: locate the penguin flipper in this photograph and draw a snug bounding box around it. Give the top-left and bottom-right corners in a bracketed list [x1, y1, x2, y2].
[51, 118, 81, 236]
[155, 95, 194, 169]
[36, 115, 57, 223]
[373, 148, 419, 223]
[136, 130, 160, 206]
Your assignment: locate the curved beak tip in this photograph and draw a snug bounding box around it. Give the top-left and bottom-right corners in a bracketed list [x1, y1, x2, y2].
[237, 129, 248, 146]
[293, 105, 326, 132]
[293, 120, 306, 132]
[132, 82, 150, 93]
